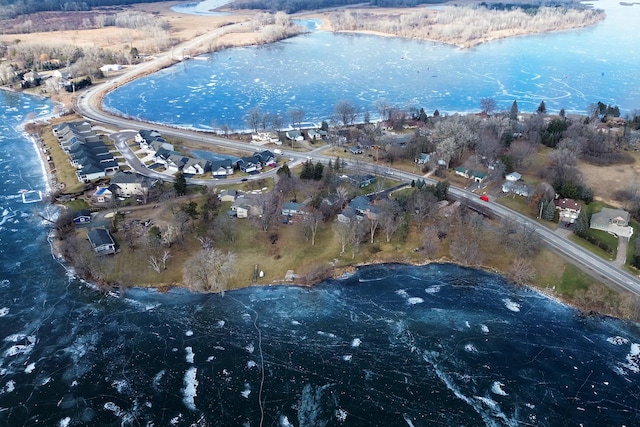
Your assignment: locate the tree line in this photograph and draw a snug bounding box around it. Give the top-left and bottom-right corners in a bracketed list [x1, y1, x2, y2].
[0, 0, 170, 19]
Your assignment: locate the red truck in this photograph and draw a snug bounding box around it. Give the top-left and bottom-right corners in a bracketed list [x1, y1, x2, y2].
[480, 194, 490, 202]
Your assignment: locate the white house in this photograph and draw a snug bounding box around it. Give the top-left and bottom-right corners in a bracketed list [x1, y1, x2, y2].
[505, 172, 522, 182]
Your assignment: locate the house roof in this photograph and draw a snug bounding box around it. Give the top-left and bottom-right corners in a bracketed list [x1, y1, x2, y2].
[87, 228, 115, 248]
[591, 208, 630, 228]
[554, 198, 581, 211]
[111, 171, 146, 184]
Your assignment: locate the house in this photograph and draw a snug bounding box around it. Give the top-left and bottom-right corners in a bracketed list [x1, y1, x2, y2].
[501, 181, 533, 197]
[92, 186, 113, 204]
[282, 201, 306, 217]
[110, 171, 151, 198]
[73, 210, 92, 224]
[211, 159, 234, 177]
[554, 198, 581, 223]
[349, 195, 380, 220]
[417, 153, 431, 164]
[182, 158, 210, 175]
[349, 146, 364, 155]
[87, 228, 117, 256]
[237, 155, 262, 173]
[307, 129, 321, 141]
[285, 130, 304, 141]
[254, 150, 276, 167]
[505, 172, 522, 182]
[231, 194, 263, 218]
[455, 167, 487, 183]
[347, 174, 376, 188]
[337, 207, 357, 223]
[218, 189, 240, 203]
[100, 64, 122, 72]
[590, 207, 634, 238]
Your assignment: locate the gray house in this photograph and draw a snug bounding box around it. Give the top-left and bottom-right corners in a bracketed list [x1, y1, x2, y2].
[87, 228, 117, 256]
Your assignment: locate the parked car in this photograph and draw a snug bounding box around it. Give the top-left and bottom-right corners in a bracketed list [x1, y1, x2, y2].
[480, 194, 489, 202]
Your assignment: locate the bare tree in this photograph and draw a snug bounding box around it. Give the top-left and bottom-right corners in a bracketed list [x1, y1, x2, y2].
[480, 98, 497, 115]
[410, 190, 438, 230]
[366, 215, 380, 244]
[161, 250, 171, 270]
[379, 199, 402, 242]
[450, 227, 483, 266]
[245, 107, 262, 133]
[288, 108, 305, 129]
[183, 249, 236, 295]
[148, 255, 161, 273]
[508, 257, 536, 284]
[303, 209, 324, 246]
[349, 219, 367, 259]
[421, 225, 440, 259]
[334, 221, 351, 256]
[257, 192, 282, 232]
[335, 99, 358, 127]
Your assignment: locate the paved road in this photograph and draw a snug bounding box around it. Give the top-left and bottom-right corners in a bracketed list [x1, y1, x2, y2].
[74, 26, 640, 297]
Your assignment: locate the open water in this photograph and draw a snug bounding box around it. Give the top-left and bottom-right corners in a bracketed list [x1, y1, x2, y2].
[103, 0, 640, 131]
[2, 1, 640, 424]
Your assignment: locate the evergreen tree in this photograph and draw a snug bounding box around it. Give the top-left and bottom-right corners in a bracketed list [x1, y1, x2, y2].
[574, 210, 589, 235]
[542, 200, 556, 221]
[313, 162, 324, 180]
[537, 101, 547, 114]
[174, 172, 187, 196]
[277, 163, 291, 178]
[510, 100, 519, 121]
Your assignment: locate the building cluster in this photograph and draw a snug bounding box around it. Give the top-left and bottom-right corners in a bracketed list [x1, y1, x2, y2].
[52, 121, 119, 182]
[135, 130, 276, 177]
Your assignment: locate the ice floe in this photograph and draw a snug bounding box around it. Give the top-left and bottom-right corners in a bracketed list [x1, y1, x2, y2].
[247, 360, 257, 369]
[502, 298, 521, 312]
[24, 363, 35, 373]
[185, 330, 194, 337]
[351, 338, 361, 348]
[182, 367, 198, 411]
[185, 347, 195, 363]
[464, 344, 478, 353]
[335, 408, 347, 422]
[0, 307, 8, 316]
[280, 415, 294, 426]
[480, 324, 489, 334]
[241, 383, 251, 398]
[58, 417, 71, 427]
[3, 334, 36, 357]
[491, 381, 508, 396]
[342, 355, 352, 361]
[607, 336, 629, 345]
[407, 297, 424, 305]
[245, 343, 255, 354]
[425, 285, 441, 294]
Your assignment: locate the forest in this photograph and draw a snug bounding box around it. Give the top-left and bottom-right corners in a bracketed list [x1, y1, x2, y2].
[0, 0, 168, 19]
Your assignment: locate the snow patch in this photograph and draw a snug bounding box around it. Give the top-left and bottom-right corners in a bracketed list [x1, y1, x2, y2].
[343, 355, 352, 361]
[24, 363, 35, 373]
[182, 367, 198, 411]
[3, 334, 36, 357]
[407, 297, 424, 305]
[241, 383, 251, 398]
[0, 307, 9, 316]
[464, 344, 478, 353]
[185, 330, 194, 337]
[491, 381, 508, 396]
[351, 338, 361, 348]
[58, 417, 71, 427]
[247, 360, 257, 369]
[502, 298, 521, 312]
[111, 379, 129, 394]
[335, 408, 347, 422]
[280, 415, 295, 427]
[217, 320, 226, 328]
[480, 324, 489, 334]
[395, 289, 409, 298]
[291, 320, 301, 325]
[425, 285, 441, 294]
[245, 343, 255, 354]
[607, 336, 629, 345]
[185, 346, 195, 363]
[1, 380, 15, 394]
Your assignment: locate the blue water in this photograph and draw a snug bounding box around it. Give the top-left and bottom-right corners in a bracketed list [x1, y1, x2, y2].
[2, 2, 640, 424]
[104, 0, 640, 131]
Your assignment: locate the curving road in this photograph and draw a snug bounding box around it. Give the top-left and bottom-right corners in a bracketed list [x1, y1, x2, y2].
[74, 26, 640, 297]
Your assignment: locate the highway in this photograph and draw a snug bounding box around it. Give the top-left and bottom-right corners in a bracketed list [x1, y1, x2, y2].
[73, 29, 640, 297]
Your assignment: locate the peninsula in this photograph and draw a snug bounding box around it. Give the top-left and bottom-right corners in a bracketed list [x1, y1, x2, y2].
[4, 0, 640, 322]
